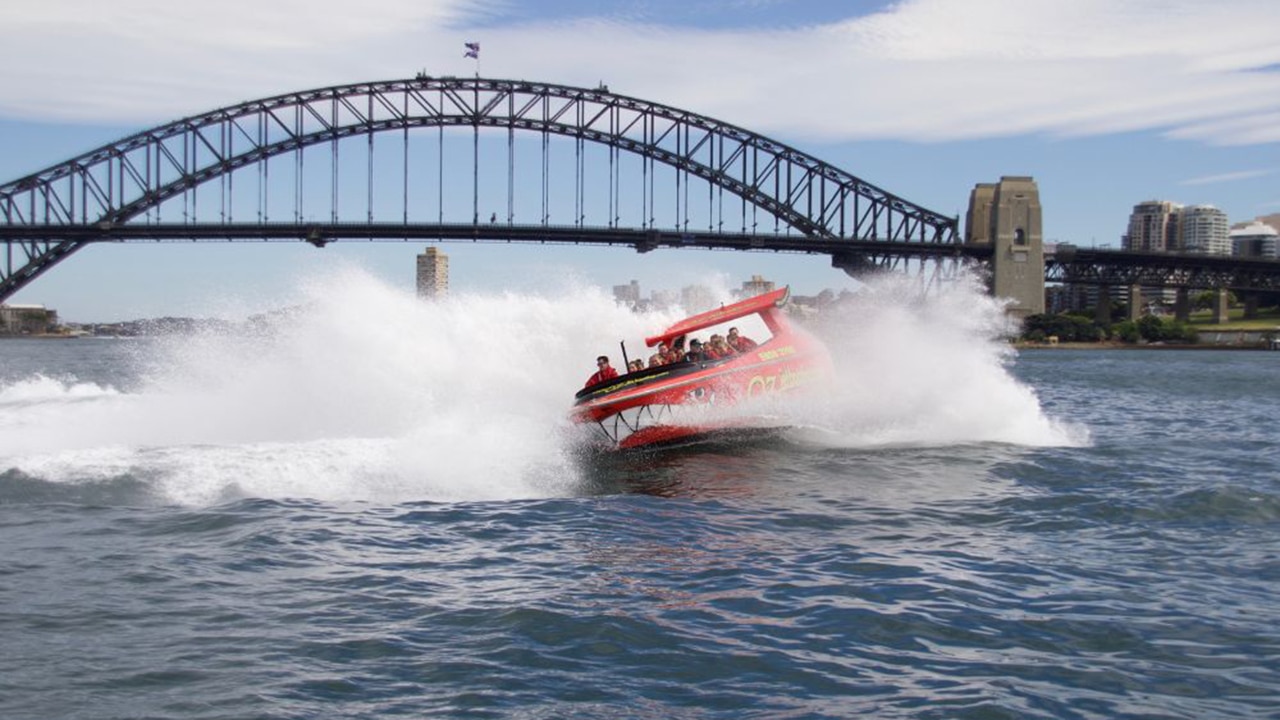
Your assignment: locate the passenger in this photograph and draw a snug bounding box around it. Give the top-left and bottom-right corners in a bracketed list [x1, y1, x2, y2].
[707, 334, 735, 359]
[727, 327, 758, 352]
[584, 355, 619, 387]
[648, 342, 670, 368]
[723, 334, 739, 354]
[684, 338, 706, 362]
[628, 359, 645, 373]
[702, 335, 723, 360]
[662, 341, 683, 365]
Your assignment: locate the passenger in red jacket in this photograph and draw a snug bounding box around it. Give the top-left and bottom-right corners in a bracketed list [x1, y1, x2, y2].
[727, 327, 758, 352]
[584, 355, 619, 387]
[648, 342, 671, 368]
[662, 341, 683, 365]
[706, 334, 735, 359]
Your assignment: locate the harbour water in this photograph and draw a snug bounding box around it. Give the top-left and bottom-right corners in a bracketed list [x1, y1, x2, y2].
[2, 271, 1277, 719]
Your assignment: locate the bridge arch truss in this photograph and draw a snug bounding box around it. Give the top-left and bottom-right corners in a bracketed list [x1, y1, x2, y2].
[0, 76, 959, 301]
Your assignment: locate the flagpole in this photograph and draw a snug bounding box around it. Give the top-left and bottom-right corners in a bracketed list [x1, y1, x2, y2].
[464, 41, 481, 78]
[463, 41, 482, 225]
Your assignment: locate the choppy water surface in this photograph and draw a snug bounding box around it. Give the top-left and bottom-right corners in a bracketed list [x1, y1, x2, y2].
[2, 273, 1277, 719]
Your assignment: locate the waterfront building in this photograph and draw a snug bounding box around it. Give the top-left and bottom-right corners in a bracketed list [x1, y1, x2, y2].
[681, 285, 716, 314]
[0, 303, 58, 334]
[1045, 284, 1101, 316]
[1124, 200, 1182, 252]
[1123, 201, 1195, 308]
[649, 289, 679, 311]
[1230, 221, 1279, 258]
[1179, 205, 1231, 255]
[613, 280, 641, 306]
[739, 274, 775, 298]
[415, 247, 449, 299]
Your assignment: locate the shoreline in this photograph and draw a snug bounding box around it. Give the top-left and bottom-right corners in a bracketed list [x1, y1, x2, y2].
[1015, 341, 1275, 351]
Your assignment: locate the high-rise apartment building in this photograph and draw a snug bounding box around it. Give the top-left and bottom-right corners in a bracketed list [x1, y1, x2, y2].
[1125, 201, 1182, 252]
[1179, 205, 1230, 255]
[681, 285, 715, 314]
[416, 247, 449, 299]
[613, 280, 641, 306]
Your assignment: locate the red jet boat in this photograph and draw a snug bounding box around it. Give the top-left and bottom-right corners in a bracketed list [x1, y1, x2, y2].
[571, 287, 832, 450]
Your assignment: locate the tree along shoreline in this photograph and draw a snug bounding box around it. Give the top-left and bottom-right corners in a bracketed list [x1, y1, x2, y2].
[1016, 340, 1274, 351]
[1018, 311, 1279, 350]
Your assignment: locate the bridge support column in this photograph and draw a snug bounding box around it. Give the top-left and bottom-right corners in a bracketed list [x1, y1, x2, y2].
[1212, 288, 1231, 324]
[1174, 288, 1191, 323]
[831, 253, 874, 279]
[1128, 285, 1143, 321]
[1095, 286, 1112, 325]
[1244, 294, 1260, 319]
[966, 177, 1044, 321]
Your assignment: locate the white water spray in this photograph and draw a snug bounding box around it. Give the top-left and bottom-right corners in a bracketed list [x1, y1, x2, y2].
[0, 266, 1081, 504]
[1, 268, 673, 504]
[792, 272, 1087, 448]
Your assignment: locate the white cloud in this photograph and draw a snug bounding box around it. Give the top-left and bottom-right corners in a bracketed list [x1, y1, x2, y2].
[1180, 169, 1275, 186]
[1166, 110, 1280, 145]
[0, 0, 1277, 146]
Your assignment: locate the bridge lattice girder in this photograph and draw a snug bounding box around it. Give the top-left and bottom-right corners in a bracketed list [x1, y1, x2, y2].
[0, 77, 959, 302]
[1047, 247, 1280, 292]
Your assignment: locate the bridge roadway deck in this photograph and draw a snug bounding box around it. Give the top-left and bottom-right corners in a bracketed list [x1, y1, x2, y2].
[1, 222, 983, 261]
[5, 224, 1280, 290]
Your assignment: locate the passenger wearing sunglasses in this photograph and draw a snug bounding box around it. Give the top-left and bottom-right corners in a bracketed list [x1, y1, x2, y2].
[584, 355, 619, 388]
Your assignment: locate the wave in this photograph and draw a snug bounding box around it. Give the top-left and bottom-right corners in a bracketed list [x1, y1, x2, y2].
[0, 374, 120, 405]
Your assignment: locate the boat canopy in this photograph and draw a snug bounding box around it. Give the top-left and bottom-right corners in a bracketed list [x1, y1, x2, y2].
[644, 287, 790, 348]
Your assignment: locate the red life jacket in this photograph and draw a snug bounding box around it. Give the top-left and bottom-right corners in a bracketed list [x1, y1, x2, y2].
[585, 365, 619, 387]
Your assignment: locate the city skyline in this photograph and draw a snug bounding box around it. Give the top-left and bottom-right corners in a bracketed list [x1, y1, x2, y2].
[1, 0, 1278, 322]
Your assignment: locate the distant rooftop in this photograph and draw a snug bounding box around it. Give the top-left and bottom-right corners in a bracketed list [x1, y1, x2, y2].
[1229, 221, 1279, 237]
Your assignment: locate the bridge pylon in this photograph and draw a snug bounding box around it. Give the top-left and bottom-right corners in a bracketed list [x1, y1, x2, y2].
[965, 176, 1045, 320]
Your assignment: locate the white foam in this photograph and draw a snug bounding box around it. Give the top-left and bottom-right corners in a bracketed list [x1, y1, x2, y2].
[0, 266, 1083, 505]
[0, 268, 675, 504]
[0, 374, 119, 404]
[790, 272, 1088, 448]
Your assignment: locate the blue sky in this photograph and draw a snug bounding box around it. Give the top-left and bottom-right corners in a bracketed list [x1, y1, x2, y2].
[1, 0, 1278, 322]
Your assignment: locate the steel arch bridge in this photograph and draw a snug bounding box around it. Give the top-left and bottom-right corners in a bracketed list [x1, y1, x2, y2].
[0, 76, 962, 302]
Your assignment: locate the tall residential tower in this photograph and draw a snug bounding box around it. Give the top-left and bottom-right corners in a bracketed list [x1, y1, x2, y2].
[1179, 205, 1230, 255]
[1125, 201, 1182, 252]
[416, 247, 449, 299]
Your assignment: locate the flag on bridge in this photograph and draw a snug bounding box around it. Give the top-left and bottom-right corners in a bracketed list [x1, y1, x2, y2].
[464, 42, 480, 59]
